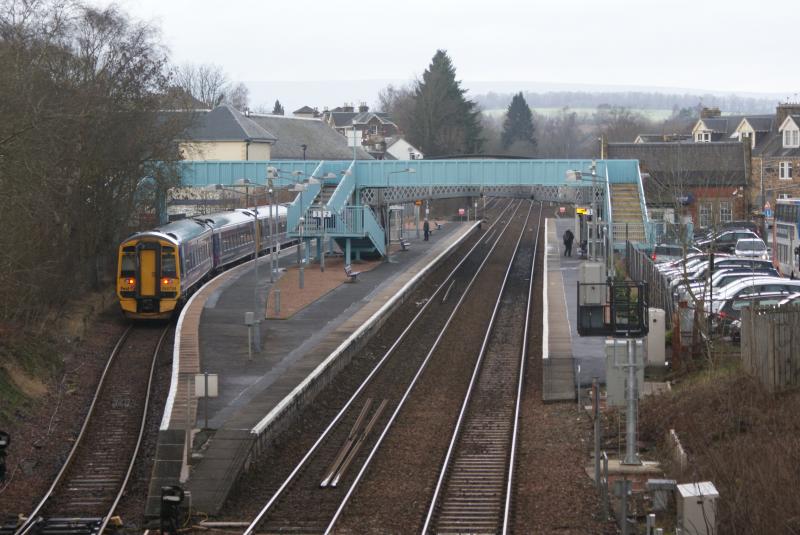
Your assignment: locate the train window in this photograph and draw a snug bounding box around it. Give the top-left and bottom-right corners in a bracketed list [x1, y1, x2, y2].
[162, 252, 177, 277]
[121, 253, 136, 277]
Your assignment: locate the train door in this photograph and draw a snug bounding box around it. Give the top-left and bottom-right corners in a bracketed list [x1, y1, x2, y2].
[138, 243, 159, 297]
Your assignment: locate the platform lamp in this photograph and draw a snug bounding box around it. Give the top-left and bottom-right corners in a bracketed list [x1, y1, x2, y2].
[0, 431, 9, 482]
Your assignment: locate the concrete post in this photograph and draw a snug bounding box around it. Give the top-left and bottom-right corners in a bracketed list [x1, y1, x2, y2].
[345, 238, 352, 266]
[593, 377, 601, 487]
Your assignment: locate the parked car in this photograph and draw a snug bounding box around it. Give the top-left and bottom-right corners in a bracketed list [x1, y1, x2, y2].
[719, 292, 787, 342]
[675, 267, 780, 303]
[734, 238, 769, 260]
[650, 244, 702, 264]
[696, 230, 760, 254]
[778, 292, 800, 307]
[668, 258, 772, 294]
[709, 276, 800, 316]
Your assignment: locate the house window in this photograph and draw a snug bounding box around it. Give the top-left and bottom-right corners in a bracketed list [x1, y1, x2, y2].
[719, 201, 732, 224]
[780, 161, 793, 180]
[783, 129, 800, 148]
[695, 131, 711, 142]
[368, 125, 378, 135]
[699, 203, 712, 228]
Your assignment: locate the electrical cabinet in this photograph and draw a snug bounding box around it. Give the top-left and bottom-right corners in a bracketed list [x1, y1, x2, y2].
[646, 308, 666, 366]
[677, 481, 718, 535]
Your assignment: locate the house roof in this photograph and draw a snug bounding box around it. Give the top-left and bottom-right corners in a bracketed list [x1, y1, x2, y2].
[180, 104, 277, 143]
[741, 116, 775, 132]
[327, 111, 359, 127]
[608, 141, 748, 205]
[635, 134, 692, 143]
[248, 114, 372, 160]
[352, 111, 394, 125]
[752, 129, 800, 158]
[293, 105, 317, 114]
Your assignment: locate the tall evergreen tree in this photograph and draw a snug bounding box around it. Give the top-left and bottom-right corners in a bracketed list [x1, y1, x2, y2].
[501, 92, 536, 150]
[272, 99, 285, 115]
[409, 50, 483, 157]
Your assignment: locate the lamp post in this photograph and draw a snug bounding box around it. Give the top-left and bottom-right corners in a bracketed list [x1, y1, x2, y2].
[301, 144, 307, 161]
[384, 168, 416, 263]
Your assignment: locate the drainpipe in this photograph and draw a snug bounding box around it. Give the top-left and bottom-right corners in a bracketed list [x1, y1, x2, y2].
[245, 138, 251, 161]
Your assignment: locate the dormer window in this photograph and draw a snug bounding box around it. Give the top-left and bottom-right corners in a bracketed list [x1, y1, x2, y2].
[783, 129, 800, 148]
[695, 131, 711, 142]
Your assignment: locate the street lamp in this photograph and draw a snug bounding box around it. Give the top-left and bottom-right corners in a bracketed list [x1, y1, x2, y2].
[300, 144, 307, 161]
[384, 168, 416, 263]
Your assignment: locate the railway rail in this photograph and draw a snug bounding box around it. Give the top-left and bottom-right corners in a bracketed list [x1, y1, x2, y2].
[423, 202, 543, 534]
[13, 325, 170, 535]
[242, 199, 527, 535]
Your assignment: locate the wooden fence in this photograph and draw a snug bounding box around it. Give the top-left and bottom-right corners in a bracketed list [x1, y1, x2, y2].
[741, 306, 800, 392]
[625, 241, 673, 329]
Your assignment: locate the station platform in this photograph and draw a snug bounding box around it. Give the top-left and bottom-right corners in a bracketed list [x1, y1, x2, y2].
[542, 218, 606, 401]
[146, 221, 477, 516]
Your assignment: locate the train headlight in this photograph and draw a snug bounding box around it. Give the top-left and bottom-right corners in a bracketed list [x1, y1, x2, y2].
[126, 278, 135, 286]
[161, 278, 171, 286]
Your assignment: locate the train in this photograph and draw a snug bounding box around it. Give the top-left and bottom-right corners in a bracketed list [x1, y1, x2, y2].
[117, 205, 290, 320]
[771, 197, 800, 278]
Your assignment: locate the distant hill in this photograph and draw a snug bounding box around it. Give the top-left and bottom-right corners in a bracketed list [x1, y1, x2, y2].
[473, 90, 779, 115]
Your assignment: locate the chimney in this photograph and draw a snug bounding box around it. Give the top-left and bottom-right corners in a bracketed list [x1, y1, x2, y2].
[358, 101, 369, 113]
[776, 102, 800, 128]
[700, 107, 721, 119]
[342, 102, 354, 113]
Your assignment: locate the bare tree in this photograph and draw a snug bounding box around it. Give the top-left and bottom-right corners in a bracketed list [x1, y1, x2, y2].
[173, 62, 229, 108]
[226, 81, 249, 112]
[0, 0, 189, 322]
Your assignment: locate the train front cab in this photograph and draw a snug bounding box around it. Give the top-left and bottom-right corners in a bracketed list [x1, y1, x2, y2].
[117, 237, 181, 319]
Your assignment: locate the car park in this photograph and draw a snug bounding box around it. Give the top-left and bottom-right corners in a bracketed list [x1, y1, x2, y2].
[709, 276, 800, 315]
[675, 267, 780, 303]
[715, 292, 788, 341]
[734, 238, 769, 260]
[696, 229, 760, 254]
[778, 292, 800, 307]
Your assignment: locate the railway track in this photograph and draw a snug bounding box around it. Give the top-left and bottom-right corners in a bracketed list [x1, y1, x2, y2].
[423, 202, 543, 534]
[13, 325, 170, 535]
[242, 199, 527, 535]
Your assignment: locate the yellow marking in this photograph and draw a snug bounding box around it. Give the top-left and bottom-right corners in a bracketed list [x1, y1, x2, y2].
[140, 249, 157, 296]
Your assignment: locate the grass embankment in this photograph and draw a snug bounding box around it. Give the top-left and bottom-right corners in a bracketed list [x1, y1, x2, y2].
[0, 327, 62, 426]
[639, 365, 800, 534]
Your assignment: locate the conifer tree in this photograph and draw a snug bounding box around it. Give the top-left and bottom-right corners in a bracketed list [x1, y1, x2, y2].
[501, 92, 536, 151]
[272, 99, 285, 115]
[409, 50, 484, 156]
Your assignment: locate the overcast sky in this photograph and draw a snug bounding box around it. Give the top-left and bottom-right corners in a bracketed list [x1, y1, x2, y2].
[98, 0, 799, 110]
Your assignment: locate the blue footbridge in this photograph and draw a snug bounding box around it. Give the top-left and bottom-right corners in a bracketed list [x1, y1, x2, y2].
[178, 159, 654, 261]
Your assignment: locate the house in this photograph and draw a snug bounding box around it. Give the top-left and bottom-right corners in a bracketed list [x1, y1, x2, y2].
[322, 102, 402, 159]
[748, 104, 800, 208]
[178, 104, 276, 161]
[607, 141, 749, 229]
[385, 137, 424, 160]
[248, 114, 372, 160]
[292, 105, 320, 119]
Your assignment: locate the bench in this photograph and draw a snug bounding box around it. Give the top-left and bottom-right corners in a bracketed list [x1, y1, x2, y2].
[435, 222, 443, 231]
[344, 264, 362, 282]
[399, 238, 411, 251]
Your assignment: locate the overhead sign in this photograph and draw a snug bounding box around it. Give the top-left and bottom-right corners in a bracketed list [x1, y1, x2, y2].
[458, 208, 465, 216]
[576, 207, 593, 216]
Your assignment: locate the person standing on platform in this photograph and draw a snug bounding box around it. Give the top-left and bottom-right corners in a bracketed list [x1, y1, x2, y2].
[563, 228, 574, 257]
[423, 219, 430, 241]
